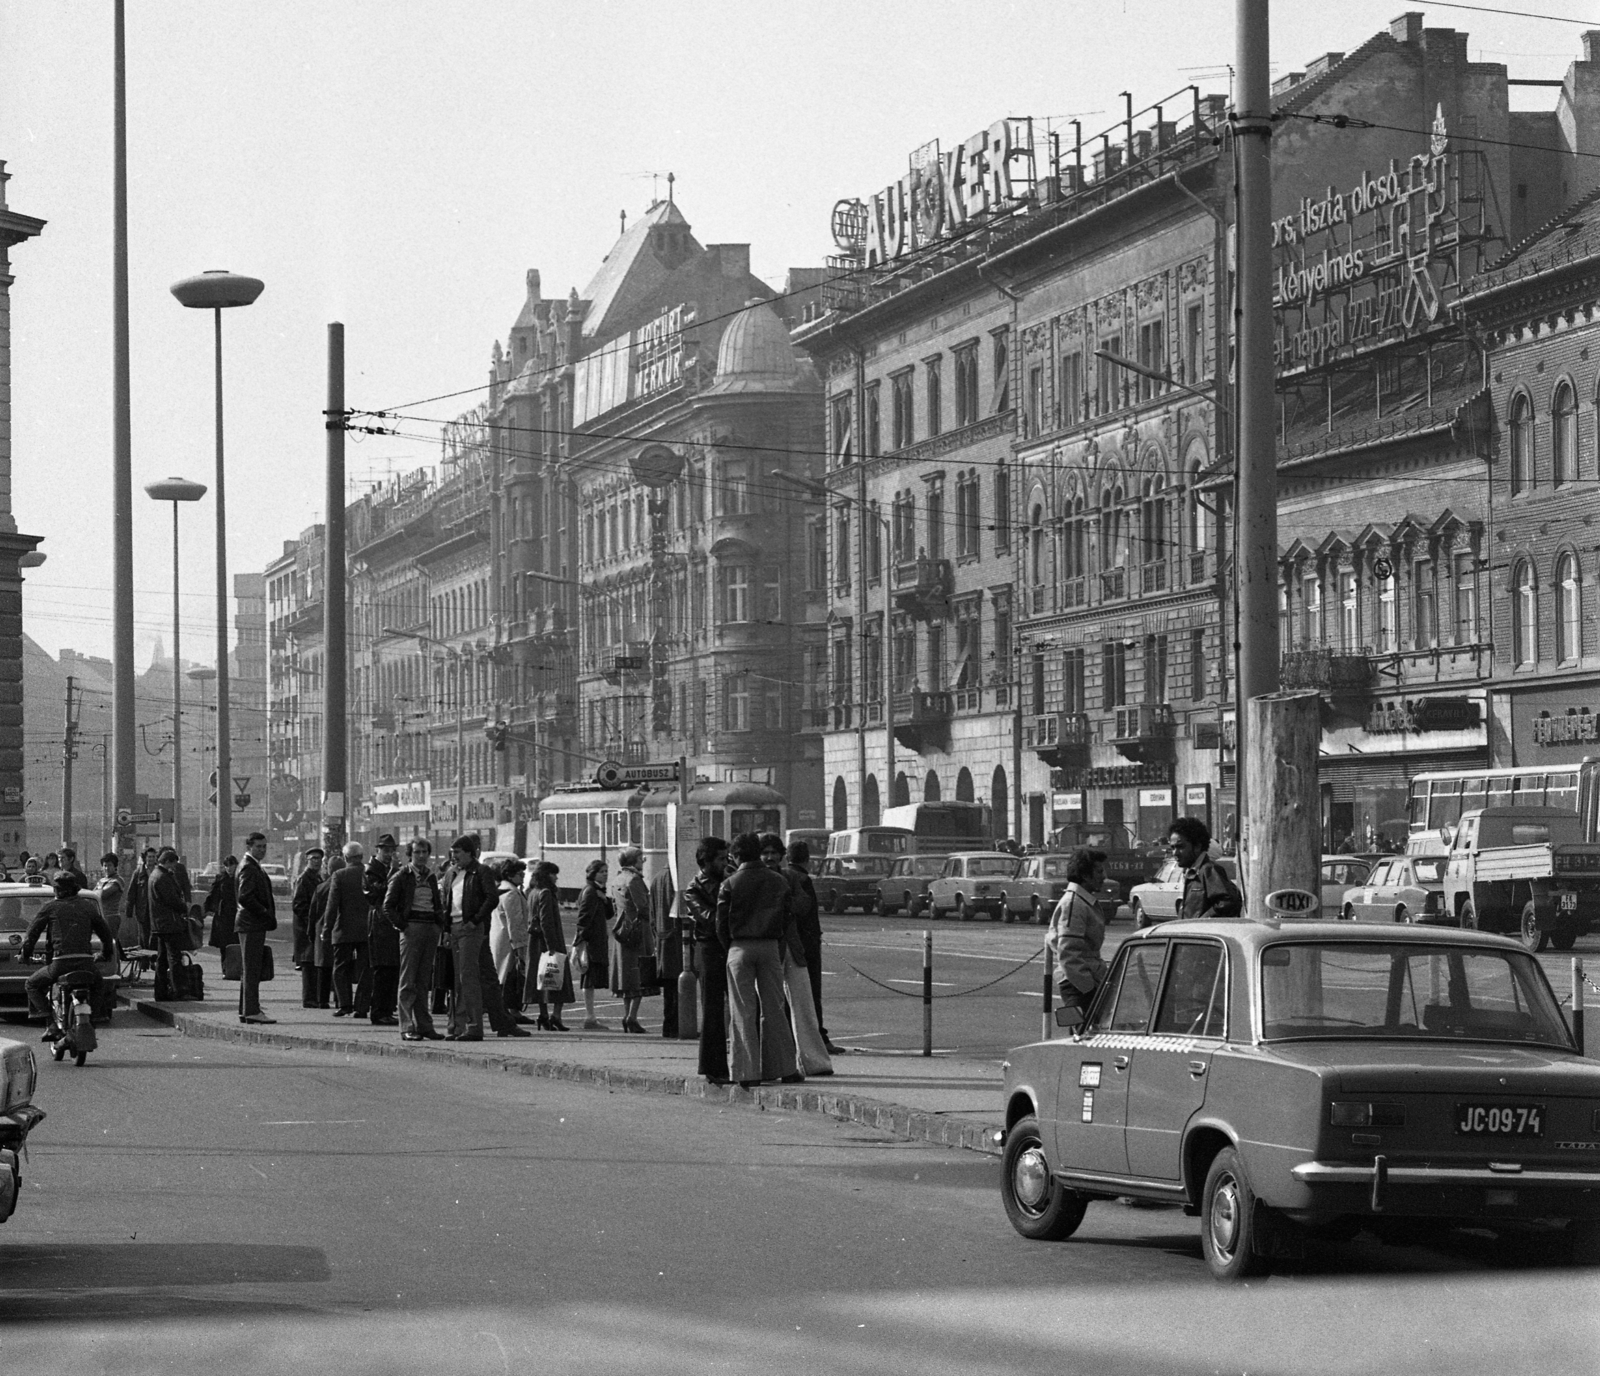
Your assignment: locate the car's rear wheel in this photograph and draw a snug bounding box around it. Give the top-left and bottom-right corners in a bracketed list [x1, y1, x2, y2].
[1459, 899, 1478, 931]
[1394, 904, 1408, 924]
[1342, 902, 1355, 920]
[1131, 899, 1147, 928]
[1000, 1116, 1088, 1241]
[1567, 1218, 1600, 1266]
[958, 897, 974, 922]
[1032, 896, 1046, 925]
[825, 890, 841, 915]
[1201, 1147, 1269, 1281]
[1520, 900, 1550, 954]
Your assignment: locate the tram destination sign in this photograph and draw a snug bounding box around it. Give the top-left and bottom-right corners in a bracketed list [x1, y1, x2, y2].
[1272, 107, 1470, 375]
[594, 760, 681, 788]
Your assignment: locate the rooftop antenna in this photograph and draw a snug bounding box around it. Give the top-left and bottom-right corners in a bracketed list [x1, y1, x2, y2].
[620, 207, 627, 234]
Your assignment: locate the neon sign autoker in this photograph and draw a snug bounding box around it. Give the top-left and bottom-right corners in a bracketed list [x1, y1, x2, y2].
[858, 119, 1032, 269]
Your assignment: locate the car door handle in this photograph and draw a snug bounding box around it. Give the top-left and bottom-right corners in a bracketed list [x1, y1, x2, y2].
[1113, 1055, 1130, 1070]
[1188, 1060, 1208, 1077]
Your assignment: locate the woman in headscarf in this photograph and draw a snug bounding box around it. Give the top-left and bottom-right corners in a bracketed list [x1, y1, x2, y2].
[526, 860, 572, 1030]
[573, 858, 612, 1030]
[488, 859, 533, 1024]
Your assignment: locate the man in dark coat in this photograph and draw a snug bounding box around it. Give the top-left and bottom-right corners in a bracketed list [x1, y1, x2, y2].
[385, 837, 445, 1041]
[149, 848, 192, 1002]
[122, 846, 158, 949]
[681, 836, 729, 1084]
[784, 840, 836, 1053]
[205, 855, 240, 953]
[291, 847, 326, 1008]
[323, 842, 373, 1018]
[363, 833, 400, 1026]
[235, 832, 277, 1024]
[443, 833, 526, 1041]
[649, 863, 679, 1038]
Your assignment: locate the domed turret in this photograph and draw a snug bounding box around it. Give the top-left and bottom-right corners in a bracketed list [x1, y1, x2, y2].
[705, 299, 803, 394]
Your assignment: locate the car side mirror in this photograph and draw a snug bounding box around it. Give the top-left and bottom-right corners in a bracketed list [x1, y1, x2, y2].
[1438, 825, 1455, 849]
[1054, 1006, 1084, 1031]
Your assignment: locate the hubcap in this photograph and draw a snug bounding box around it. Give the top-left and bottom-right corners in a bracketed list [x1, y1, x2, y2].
[1013, 1146, 1050, 1212]
[1209, 1177, 1240, 1256]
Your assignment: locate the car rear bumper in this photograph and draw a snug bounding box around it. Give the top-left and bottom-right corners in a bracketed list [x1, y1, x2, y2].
[1289, 1158, 1600, 1220]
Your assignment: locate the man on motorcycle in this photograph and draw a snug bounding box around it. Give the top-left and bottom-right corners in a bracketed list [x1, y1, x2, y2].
[21, 872, 116, 1037]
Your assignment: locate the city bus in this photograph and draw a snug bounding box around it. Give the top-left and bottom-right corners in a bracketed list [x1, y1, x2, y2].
[536, 780, 787, 900]
[878, 800, 993, 856]
[1406, 763, 1597, 854]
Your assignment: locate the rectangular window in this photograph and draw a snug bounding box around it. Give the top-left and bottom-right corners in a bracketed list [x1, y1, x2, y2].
[954, 599, 982, 690]
[991, 329, 1010, 412]
[1096, 336, 1122, 414]
[927, 624, 945, 690]
[994, 464, 1010, 553]
[892, 492, 915, 565]
[864, 383, 881, 458]
[1102, 640, 1127, 709]
[954, 345, 979, 427]
[926, 480, 945, 560]
[1339, 569, 1358, 651]
[806, 518, 827, 593]
[1144, 633, 1168, 703]
[1032, 652, 1046, 715]
[1301, 572, 1322, 647]
[891, 371, 914, 450]
[1185, 302, 1206, 385]
[892, 614, 916, 694]
[863, 619, 883, 704]
[993, 592, 1012, 671]
[1137, 320, 1166, 400]
[1062, 647, 1086, 713]
[1190, 628, 1207, 700]
[833, 635, 852, 703]
[925, 358, 942, 438]
[835, 513, 851, 591]
[1414, 560, 1436, 649]
[724, 674, 750, 731]
[1454, 552, 1478, 644]
[865, 504, 883, 582]
[1026, 364, 1043, 436]
[955, 472, 980, 558]
[831, 394, 852, 468]
[1059, 350, 1083, 426]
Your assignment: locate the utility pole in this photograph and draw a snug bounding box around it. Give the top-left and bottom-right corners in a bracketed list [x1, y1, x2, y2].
[61, 676, 80, 851]
[110, 0, 137, 867]
[322, 323, 347, 853]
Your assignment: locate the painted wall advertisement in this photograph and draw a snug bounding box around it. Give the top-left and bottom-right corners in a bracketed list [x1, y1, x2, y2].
[573, 303, 687, 425]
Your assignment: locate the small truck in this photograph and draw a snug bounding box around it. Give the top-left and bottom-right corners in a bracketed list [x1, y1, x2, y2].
[1441, 805, 1600, 952]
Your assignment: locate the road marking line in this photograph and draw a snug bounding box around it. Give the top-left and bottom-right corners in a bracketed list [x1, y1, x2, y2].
[259, 1119, 369, 1125]
[886, 978, 954, 987]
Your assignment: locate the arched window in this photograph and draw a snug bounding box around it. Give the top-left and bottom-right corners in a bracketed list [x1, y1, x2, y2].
[1557, 552, 1582, 662]
[1510, 394, 1532, 494]
[1141, 474, 1167, 586]
[1028, 502, 1045, 612]
[893, 771, 910, 807]
[1554, 383, 1578, 486]
[923, 770, 941, 802]
[956, 767, 974, 802]
[1512, 559, 1538, 666]
[831, 777, 849, 832]
[863, 774, 880, 828]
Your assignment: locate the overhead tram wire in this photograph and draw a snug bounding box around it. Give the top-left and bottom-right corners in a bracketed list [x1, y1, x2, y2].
[1412, 1, 1600, 24]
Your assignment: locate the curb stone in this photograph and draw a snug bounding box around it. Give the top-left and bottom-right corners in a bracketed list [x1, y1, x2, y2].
[132, 999, 1004, 1156]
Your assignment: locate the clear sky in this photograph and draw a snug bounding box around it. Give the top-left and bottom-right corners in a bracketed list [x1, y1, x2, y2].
[2, 0, 1589, 666]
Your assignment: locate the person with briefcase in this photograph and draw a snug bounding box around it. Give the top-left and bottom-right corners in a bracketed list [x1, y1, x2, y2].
[150, 849, 194, 1002]
[235, 832, 278, 1024]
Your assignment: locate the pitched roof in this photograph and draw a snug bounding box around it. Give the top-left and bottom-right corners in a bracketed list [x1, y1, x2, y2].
[579, 200, 698, 342]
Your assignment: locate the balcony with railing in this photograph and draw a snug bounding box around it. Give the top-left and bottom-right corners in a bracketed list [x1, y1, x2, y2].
[1111, 702, 1175, 761]
[1281, 647, 1375, 698]
[892, 689, 953, 753]
[892, 557, 954, 622]
[1033, 712, 1091, 768]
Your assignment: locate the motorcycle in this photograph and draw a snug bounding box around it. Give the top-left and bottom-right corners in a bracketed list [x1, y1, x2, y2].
[0, 1037, 45, 1226]
[48, 968, 99, 1067]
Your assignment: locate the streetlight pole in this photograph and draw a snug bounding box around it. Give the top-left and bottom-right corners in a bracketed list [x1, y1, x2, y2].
[189, 665, 216, 862]
[171, 269, 263, 863]
[147, 477, 207, 861]
[772, 471, 894, 821]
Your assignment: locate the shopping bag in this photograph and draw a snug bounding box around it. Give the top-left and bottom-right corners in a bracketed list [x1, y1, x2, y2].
[536, 951, 568, 992]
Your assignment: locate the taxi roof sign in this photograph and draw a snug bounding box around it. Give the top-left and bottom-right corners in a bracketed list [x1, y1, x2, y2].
[1265, 887, 1319, 917]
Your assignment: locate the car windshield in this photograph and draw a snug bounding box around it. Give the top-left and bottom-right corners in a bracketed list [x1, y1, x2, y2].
[1411, 858, 1445, 883]
[0, 894, 51, 933]
[967, 857, 1019, 877]
[1039, 857, 1072, 879]
[1260, 942, 1570, 1047]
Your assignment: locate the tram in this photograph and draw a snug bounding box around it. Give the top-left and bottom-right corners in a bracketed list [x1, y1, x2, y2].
[535, 780, 787, 900]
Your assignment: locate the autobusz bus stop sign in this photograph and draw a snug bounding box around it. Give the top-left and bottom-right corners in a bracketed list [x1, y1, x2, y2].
[595, 760, 680, 788]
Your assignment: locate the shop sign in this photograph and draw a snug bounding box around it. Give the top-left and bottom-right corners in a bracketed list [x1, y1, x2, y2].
[373, 780, 430, 814]
[1138, 789, 1174, 808]
[572, 303, 687, 425]
[1052, 791, 1084, 816]
[1056, 763, 1175, 789]
[841, 118, 1034, 270]
[1367, 696, 1481, 735]
[1273, 107, 1464, 374]
[465, 796, 498, 823]
[1532, 708, 1598, 747]
[1185, 784, 1211, 809]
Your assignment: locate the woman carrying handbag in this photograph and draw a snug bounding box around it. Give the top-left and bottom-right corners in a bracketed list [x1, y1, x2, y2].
[609, 848, 654, 1035]
[573, 859, 612, 1029]
[526, 860, 572, 1030]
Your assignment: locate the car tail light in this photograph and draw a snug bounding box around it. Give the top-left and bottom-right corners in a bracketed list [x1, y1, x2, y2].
[1422, 891, 1441, 914]
[1329, 1101, 1405, 1128]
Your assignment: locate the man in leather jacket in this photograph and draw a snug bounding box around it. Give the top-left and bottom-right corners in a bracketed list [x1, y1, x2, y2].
[680, 836, 729, 1084]
[384, 838, 445, 1041]
[291, 848, 326, 1008]
[23, 872, 115, 1033]
[442, 834, 527, 1041]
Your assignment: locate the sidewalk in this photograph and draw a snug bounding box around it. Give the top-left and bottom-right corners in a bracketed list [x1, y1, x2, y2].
[126, 950, 1008, 1156]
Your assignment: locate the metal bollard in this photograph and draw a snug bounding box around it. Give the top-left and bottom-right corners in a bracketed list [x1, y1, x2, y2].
[677, 930, 698, 1040]
[1575, 958, 1586, 1058]
[1041, 958, 1054, 1042]
[922, 930, 933, 1058]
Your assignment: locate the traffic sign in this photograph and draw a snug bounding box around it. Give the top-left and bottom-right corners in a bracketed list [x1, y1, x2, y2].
[595, 760, 679, 788]
[234, 792, 250, 810]
[127, 811, 161, 824]
[115, 807, 132, 826]
[595, 759, 624, 788]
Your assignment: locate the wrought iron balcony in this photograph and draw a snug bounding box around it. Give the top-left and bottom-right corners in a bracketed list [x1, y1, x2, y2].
[1281, 647, 1375, 697]
[1033, 712, 1091, 768]
[1111, 703, 1175, 762]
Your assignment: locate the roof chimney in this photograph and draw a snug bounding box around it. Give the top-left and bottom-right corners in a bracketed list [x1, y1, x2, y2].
[1389, 11, 1423, 46]
[1584, 30, 1600, 64]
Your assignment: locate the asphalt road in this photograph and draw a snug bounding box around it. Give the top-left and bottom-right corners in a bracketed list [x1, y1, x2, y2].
[815, 911, 1600, 1061]
[1, 1013, 1597, 1374]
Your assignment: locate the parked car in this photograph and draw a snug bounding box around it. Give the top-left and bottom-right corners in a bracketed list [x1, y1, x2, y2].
[998, 919, 1600, 1280]
[1003, 854, 1123, 926]
[927, 852, 1022, 922]
[1441, 805, 1600, 952]
[259, 863, 292, 900]
[1319, 856, 1371, 918]
[0, 1030, 45, 1228]
[875, 854, 945, 917]
[1128, 856, 1239, 927]
[1340, 855, 1448, 923]
[814, 854, 898, 914]
[0, 884, 120, 1018]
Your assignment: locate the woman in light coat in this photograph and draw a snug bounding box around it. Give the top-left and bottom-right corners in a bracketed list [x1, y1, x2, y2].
[526, 860, 572, 1030]
[488, 859, 532, 1022]
[573, 859, 612, 1029]
[1047, 847, 1110, 1019]
[609, 847, 654, 1035]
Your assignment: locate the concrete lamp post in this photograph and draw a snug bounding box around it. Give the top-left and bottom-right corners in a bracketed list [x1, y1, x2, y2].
[171, 269, 263, 861]
[187, 665, 217, 863]
[145, 477, 207, 861]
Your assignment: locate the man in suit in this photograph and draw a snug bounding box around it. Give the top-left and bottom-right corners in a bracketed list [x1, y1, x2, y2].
[443, 834, 527, 1041]
[235, 832, 277, 1024]
[122, 846, 158, 949]
[291, 847, 326, 1008]
[384, 837, 445, 1041]
[363, 833, 401, 1026]
[323, 841, 373, 1018]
